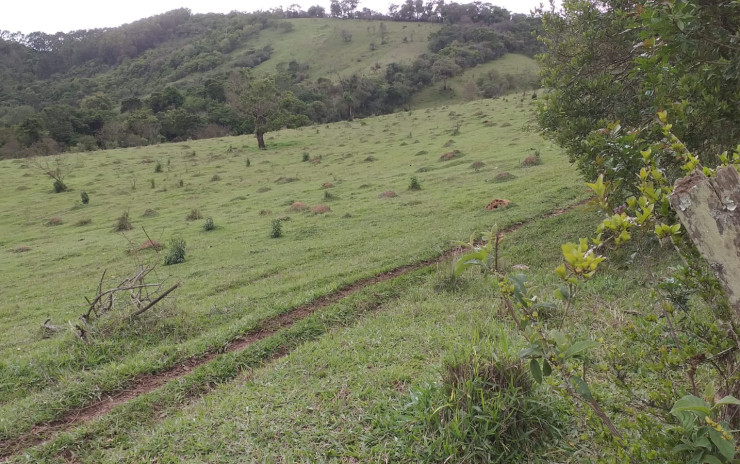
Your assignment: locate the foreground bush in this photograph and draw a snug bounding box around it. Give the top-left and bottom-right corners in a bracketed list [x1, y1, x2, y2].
[400, 344, 562, 462]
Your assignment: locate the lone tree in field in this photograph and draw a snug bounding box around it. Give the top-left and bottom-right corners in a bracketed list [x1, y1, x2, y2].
[228, 72, 307, 149]
[34, 155, 69, 192]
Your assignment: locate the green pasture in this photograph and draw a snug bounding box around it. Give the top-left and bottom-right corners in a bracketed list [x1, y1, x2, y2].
[13, 206, 668, 463]
[250, 18, 439, 80]
[0, 97, 585, 443]
[410, 54, 540, 109]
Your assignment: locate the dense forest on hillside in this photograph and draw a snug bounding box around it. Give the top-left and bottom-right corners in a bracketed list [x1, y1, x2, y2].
[0, 2, 541, 157]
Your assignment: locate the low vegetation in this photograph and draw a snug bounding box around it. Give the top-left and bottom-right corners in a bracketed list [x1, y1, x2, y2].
[3, 2, 737, 461]
[0, 98, 584, 457]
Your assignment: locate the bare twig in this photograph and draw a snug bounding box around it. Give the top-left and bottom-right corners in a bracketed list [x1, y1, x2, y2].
[129, 283, 180, 318]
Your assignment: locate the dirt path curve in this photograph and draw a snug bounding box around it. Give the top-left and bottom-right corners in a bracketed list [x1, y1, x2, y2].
[0, 200, 587, 460]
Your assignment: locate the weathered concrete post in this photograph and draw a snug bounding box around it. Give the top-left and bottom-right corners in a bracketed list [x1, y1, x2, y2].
[669, 166, 740, 314]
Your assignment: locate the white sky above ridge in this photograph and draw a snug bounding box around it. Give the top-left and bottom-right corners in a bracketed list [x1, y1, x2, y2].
[2, 0, 548, 35]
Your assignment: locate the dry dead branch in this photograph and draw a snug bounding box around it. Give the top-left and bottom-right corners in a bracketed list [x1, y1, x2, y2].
[82, 265, 179, 323]
[40, 318, 62, 338]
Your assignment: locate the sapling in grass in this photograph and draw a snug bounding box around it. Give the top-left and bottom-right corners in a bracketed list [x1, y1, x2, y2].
[164, 239, 186, 265]
[271, 219, 282, 238]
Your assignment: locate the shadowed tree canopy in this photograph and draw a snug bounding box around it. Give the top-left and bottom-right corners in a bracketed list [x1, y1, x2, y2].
[538, 0, 740, 193]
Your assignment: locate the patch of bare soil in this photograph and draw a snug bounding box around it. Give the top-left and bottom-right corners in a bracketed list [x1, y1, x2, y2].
[485, 199, 511, 210]
[290, 202, 309, 212]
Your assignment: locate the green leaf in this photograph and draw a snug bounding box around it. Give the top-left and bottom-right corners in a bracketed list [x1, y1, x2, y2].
[564, 340, 599, 359]
[701, 455, 723, 464]
[671, 395, 712, 417]
[554, 285, 570, 301]
[454, 250, 488, 276]
[530, 359, 542, 384]
[714, 395, 740, 408]
[542, 358, 552, 377]
[520, 344, 543, 359]
[709, 428, 735, 461]
[571, 375, 592, 400]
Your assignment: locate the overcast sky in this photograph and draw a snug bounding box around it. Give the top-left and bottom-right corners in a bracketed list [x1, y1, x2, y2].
[2, 0, 547, 35]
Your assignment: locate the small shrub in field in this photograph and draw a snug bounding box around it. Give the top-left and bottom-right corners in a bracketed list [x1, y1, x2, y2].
[114, 211, 132, 231]
[142, 208, 159, 217]
[203, 217, 215, 231]
[210, 174, 221, 182]
[53, 179, 67, 193]
[178, 179, 184, 188]
[323, 190, 337, 200]
[154, 161, 163, 173]
[312, 205, 331, 214]
[364, 155, 377, 162]
[401, 347, 561, 462]
[45, 217, 63, 226]
[150, 179, 156, 189]
[416, 166, 430, 173]
[163, 239, 186, 265]
[270, 219, 282, 238]
[80, 191, 89, 204]
[302, 152, 310, 162]
[75, 218, 92, 226]
[186, 209, 202, 221]
[408, 176, 421, 191]
[246, 158, 251, 167]
[470, 161, 485, 171]
[257, 186, 271, 193]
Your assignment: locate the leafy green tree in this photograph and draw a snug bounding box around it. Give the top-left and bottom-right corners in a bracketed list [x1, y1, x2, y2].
[431, 56, 461, 90]
[538, 0, 740, 193]
[17, 116, 43, 147]
[307, 5, 326, 17]
[340, 0, 359, 17]
[124, 109, 161, 145]
[230, 74, 308, 149]
[41, 105, 78, 146]
[330, 0, 342, 18]
[159, 108, 202, 141]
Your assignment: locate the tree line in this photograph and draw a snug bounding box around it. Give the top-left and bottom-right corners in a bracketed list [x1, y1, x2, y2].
[0, 3, 541, 156]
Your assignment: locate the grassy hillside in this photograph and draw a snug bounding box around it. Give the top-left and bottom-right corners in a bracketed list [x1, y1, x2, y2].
[0, 97, 585, 445]
[410, 53, 540, 109]
[251, 19, 439, 80]
[21, 207, 640, 463]
[1, 17, 440, 111]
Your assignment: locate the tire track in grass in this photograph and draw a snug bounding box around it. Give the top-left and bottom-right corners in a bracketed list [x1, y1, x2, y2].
[0, 200, 589, 461]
